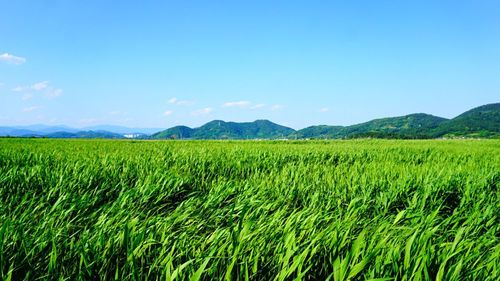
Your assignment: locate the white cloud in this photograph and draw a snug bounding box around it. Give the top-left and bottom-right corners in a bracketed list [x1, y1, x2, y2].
[250, 103, 266, 110]
[168, 97, 193, 106]
[220, 101, 275, 110]
[32, 81, 49, 91]
[177, 100, 193, 106]
[23, 106, 40, 112]
[223, 101, 251, 108]
[22, 93, 33, 101]
[192, 107, 214, 116]
[163, 110, 174, 116]
[319, 107, 329, 113]
[12, 81, 48, 92]
[12, 86, 25, 92]
[0, 53, 26, 65]
[270, 104, 286, 111]
[45, 88, 63, 99]
[11, 81, 63, 99]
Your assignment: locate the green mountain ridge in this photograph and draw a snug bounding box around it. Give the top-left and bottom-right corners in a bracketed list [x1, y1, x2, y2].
[151, 126, 194, 139]
[292, 113, 449, 139]
[2, 103, 498, 139]
[432, 103, 500, 137]
[152, 120, 295, 140]
[152, 103, 500, 139]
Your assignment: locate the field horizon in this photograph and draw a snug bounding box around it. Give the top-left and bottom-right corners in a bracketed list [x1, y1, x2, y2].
[1, 103, 499, 140]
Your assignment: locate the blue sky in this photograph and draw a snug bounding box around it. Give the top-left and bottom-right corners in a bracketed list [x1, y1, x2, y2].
[1, 0, 499, 129]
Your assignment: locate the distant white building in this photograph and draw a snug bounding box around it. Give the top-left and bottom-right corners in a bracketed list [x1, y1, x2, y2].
[123, 134, 142, 139]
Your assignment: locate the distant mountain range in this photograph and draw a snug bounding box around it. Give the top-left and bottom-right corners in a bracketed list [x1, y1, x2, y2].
[0, 125, 162, 138]
[1, 103, 499, 139]
[152, 103, 499, 139]
[151, 120, 295, 140]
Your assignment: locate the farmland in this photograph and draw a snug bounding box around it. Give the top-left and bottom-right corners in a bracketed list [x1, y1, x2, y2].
[0, 139, 499, 280]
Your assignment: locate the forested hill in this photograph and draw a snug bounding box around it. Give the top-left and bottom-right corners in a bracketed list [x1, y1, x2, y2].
[151, 120, 295, 140]
[152, 103, 499, 139]
[1, 103, 499, 139]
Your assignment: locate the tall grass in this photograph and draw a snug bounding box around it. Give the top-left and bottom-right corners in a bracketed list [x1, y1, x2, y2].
[0, 139, 498, 280]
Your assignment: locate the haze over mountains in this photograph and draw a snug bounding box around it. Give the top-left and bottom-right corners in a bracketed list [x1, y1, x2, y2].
[1, 103, 499, 139]
[0, 125, 163, 138]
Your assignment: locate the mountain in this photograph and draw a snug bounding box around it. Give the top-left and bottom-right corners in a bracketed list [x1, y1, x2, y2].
[291, 125, 344, 139]
[0, 124, 79, 136]
[1, 103, 498, 139]
[152, 120, 295, 140]
[293, 114, 448, 139]
[432, 103, 500, 137]
[151, 126, 194, 139]
[82, 125, 163, 135]
[46, 130, 125, 139]
[0, 124, 161, 138]
[9, 124, 79, 134]
[0, 127, 40, 137]
[343, 113, 449, 138]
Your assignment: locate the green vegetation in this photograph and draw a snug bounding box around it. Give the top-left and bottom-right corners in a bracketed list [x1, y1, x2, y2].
[152, 120, 295, 140]
[292, 114, 447, 139]
[152, 126, 195, 140]
[1, 103, 498, 139]
[0, 139, 499, 280]
[151, 103, 500, 140]
[433, 103, 500, 138]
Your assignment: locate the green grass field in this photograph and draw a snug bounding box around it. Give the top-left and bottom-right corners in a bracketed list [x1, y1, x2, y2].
[0, 139, 498, 280]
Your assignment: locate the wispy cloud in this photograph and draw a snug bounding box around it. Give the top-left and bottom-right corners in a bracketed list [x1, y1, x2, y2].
[168, 97, 194, 106]
[32, 81, 49, 91]
[13, 81, 49, 92]
[222, 101, 269, 110]
[319, 107, 329, 113]
[108, 111, 127, 116]
[163, 110, 174, 116]
[46, 88, 63, 99]
[12, 86, 25, 92]
[0, 53, 26, 65]
[270, 104, 286, 111]
[223, 101, 251, 108]
[23, 106, 41, 112]
[12, 81, 63, 99]
[192, 107, 214, 116]
[22, 93, 33, 101]
[250, 103, 266, 110]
